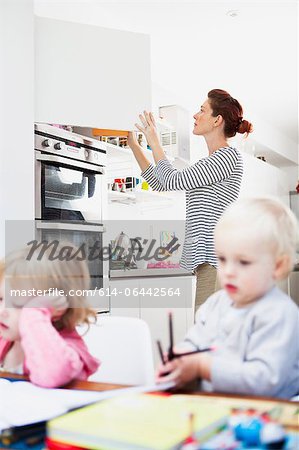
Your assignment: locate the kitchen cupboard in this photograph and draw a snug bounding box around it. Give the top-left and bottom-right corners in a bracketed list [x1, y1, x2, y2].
[109, 278, 140, 319]
[109, 275, 195, 364]
[35, 16, 151, 130]
[277, 270, 299, 306]
[139, 277, 194, 365]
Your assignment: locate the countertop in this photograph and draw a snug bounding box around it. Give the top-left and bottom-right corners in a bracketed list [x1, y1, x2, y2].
[110, 268, 193, 278]
[110, 264, 299, 278]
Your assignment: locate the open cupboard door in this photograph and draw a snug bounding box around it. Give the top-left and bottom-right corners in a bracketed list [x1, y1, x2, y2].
[35, 16, 151, 131]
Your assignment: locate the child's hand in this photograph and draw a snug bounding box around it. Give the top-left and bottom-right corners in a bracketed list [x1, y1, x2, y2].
[156, 353, 211, 388]
[25, 295, 69, 320]
[161, 345, 188, 364]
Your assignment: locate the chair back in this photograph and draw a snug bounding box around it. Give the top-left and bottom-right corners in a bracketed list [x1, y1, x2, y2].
[78, 315, 155, 385]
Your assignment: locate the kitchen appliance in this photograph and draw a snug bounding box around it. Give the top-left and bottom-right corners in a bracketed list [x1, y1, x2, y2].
[113, 232, 131, 257]
[111, 231, 131, 269]
[111, 233, 144, 269]
[35, 123, 106, 222]
[35, 123, 109, 311]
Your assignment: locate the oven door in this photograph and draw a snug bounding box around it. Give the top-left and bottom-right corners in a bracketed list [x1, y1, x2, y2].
[35, 152, 105, 223]
[35, 221, 109, 313]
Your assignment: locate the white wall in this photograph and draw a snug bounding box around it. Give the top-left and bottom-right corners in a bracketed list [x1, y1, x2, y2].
[248, 113, 298, 166]
[0, 0, 35, 258]
[240, 153, 290, 204]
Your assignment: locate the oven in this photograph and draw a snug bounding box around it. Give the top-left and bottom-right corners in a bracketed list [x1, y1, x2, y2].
[34, 124, 109, 312]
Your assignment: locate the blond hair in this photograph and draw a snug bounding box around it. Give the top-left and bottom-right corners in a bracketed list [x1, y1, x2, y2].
[4, 242, 96, 330]
[215, 197, 298, 277]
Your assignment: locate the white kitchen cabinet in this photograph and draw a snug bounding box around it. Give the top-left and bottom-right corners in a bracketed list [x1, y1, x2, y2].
[109, 275, 194, 364]
[35, 16, 151, 130]
[109, 278, 140, 318]
[139, 277, 193, 364]
[289, 272, 299, 306]
[277, 271, 299, 307]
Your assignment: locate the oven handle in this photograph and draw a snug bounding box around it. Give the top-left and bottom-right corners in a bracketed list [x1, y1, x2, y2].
[36, 153, 105, 174]
[36, 221, 105, 233]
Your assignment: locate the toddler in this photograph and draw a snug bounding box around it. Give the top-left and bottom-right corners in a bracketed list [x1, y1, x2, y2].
[0, 242, 99, 388]
[158, 197, 299, 398]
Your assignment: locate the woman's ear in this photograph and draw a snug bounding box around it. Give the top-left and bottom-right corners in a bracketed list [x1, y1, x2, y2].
[274, 254, 291, 280]
[214, 115, 224, 127]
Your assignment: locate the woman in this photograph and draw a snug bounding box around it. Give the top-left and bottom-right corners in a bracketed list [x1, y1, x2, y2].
[128, 89, 253, 313]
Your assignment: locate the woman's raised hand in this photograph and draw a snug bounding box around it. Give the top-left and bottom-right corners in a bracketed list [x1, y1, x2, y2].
[127, 131, 139, 150]
[135, 111, 160, 148]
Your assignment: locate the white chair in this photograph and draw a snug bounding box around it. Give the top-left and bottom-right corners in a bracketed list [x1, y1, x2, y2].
[77, 316, 155, 386]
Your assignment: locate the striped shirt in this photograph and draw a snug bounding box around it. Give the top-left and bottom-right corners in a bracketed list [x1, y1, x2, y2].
[141, 147, 243, 271]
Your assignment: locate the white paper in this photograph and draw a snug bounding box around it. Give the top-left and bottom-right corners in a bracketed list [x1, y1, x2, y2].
[0, 379, 174, 431]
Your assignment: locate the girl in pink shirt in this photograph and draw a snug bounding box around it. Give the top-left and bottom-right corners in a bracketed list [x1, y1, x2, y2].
[0, 243, 100, 388]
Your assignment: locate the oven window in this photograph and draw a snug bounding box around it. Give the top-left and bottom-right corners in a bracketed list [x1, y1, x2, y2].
[38, 227, 104, 290]
[41, 163, 102, 222]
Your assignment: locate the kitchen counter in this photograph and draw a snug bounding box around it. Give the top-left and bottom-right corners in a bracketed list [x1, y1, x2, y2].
[110, 268, 193, 279]
[111, 264, 299, 278]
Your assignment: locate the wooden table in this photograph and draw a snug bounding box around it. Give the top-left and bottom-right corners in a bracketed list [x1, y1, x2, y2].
[1, 371, 298, 430]
[1, 370, 298, 400]
[1, 371, 298, 450]
[1, 370, 297, 404]
[0, 371, 126, 392]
